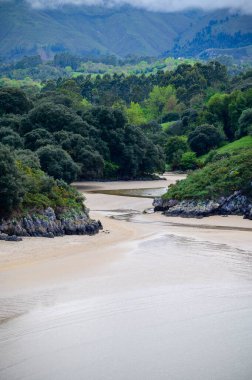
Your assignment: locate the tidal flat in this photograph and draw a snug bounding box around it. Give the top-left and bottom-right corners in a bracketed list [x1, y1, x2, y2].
[0, 174, 252, 380]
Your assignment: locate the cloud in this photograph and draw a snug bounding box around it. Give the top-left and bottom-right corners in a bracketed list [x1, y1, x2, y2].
[26, 0, 252, 14]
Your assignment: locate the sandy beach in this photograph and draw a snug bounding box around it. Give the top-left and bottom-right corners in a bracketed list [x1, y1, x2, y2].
[0, 174, 252, 380]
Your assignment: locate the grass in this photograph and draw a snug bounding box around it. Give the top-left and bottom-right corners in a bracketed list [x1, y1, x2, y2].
[200, 136, 252, 162]
[163, 148, 252, 201]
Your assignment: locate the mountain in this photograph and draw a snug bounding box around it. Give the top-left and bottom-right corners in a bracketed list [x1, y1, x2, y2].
[0, 0, 252, 60]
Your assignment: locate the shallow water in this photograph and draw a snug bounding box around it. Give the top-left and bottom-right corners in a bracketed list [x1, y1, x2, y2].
[1, 176, 252, 380]
[89, 186, 167, 198]
[1, 232, 252, 380]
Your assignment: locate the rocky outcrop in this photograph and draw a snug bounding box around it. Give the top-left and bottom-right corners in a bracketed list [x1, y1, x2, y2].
[153, 191, 252, 219]
[0, 207, 103, 241]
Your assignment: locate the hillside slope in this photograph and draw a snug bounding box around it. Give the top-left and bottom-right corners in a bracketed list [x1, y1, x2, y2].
[1, 1, 252, 60]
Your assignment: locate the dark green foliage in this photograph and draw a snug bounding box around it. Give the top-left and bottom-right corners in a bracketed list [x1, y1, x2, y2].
[24, 129, 54, 150]
[77, 148, 104, 179]
[0, 144, 25, 213]
[38, 92, 75, 108]
[19, 166, 85, 213]
[140, 121, 167, 147]
[21, 103, 87, 135]
[37, 145, 80, 184]
[0, 59, 251, 217]
[237, 108, 252, 137]
[0, 114, 22, 133]
[54, 132, 89, 159]
[0, 127, 24, 149]
[15, 149, 41, 170]
[104, 161, 120, 178]
[206, 89, 252, 140]
[188, 124, 223, 156]
[161, 112, 180, 123]
[164, 149, 252, 200]
[0, 145, 85, 215]
[165, 136, 189, 166]
[14, 55, 42, 69]
[0, 88, 31, 115]
[167, 121, 185, 136]
[54, 53, 80, 70]
[118, 124, 165, 177]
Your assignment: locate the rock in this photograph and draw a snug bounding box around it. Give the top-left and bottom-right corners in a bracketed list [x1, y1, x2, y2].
[153, 192, 252, 219]
[143, 208, 154, 214]
[164, 199, 220, 218]
[0, 233, 8, 240]
[0, 207, 103, 240]
[153, 198, 178, 212]
[244, 205, 252, 220]
[5, 235, 23, 242]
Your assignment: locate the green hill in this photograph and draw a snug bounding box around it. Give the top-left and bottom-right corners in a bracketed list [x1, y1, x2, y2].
[201, 136, 252, 162]
[0, 1, 252, 60]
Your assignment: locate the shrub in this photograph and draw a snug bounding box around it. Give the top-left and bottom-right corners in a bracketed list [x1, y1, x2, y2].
[178, 152, 198, 171]
[188, 124, 222, 156]
[237, 109, 252, 137]
[163, 149, 252, 201]
[0, 144, 25, 213]
[37, 145, 80, 183]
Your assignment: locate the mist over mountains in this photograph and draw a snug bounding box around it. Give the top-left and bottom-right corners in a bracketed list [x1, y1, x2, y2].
[25, 0, 252, 14]
[0, 0, 252, 60]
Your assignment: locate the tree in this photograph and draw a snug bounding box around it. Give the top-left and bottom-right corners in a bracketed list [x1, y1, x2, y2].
[126, 102, 146, 126]
[165, 136, 189, 164]
[0, 114, 23, 133]
[15, 149, 41, 170]
[0, 144, 25, 213]
[37, 146, 80, 183]
[178, 152, 198, 171]
[24, 129, 54, 150]
[21, 103, 88, 135]
[207, 93, 231, 138]
[0, 88, 31, 115]
[188, 124, 222, 156]
[0, 127, 24, 149]
[77, 148, 104, 179]
[145, 85, 178, 121]
[237, 109, 252, 137]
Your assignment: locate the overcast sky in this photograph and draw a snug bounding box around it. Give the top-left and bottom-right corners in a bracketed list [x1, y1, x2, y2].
[25, 0, 252, 14]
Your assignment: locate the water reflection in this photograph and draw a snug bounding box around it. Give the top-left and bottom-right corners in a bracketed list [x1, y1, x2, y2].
[90, 187, 167, 198]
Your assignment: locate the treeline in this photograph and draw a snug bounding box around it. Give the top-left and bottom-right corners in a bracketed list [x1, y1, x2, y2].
[48, 61, 228, 106]
[0, 86, 165, 183]
[1, 61, 252, 214]
[42, 60, 251, 170]
[0, 53, 159, 82]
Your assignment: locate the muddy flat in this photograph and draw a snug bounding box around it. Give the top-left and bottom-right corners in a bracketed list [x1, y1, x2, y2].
[0, 174, 252, 380]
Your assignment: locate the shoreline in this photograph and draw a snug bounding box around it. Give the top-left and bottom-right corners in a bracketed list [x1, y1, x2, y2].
[1, 174, 252, 379]
[0, 173, 251, 318]
[1, 174, 251, 277]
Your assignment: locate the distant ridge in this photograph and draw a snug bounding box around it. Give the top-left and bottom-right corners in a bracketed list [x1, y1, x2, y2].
[0, 0, 252, 60]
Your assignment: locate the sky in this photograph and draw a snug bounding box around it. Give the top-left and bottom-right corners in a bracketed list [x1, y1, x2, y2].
[25, 0, 252, 14]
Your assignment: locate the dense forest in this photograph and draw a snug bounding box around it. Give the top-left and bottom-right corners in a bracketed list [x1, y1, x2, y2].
[0, 59, 252, 217]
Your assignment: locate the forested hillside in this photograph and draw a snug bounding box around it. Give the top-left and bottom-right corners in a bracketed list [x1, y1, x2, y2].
[1, 1, 252, 61]
[0, 60, 252, 220]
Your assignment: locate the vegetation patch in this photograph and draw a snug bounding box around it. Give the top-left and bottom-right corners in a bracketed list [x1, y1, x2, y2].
[164, 149, 252, 201]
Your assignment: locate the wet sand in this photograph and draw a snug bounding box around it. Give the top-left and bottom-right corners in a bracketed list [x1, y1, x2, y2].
[0, 174, 252, 380]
